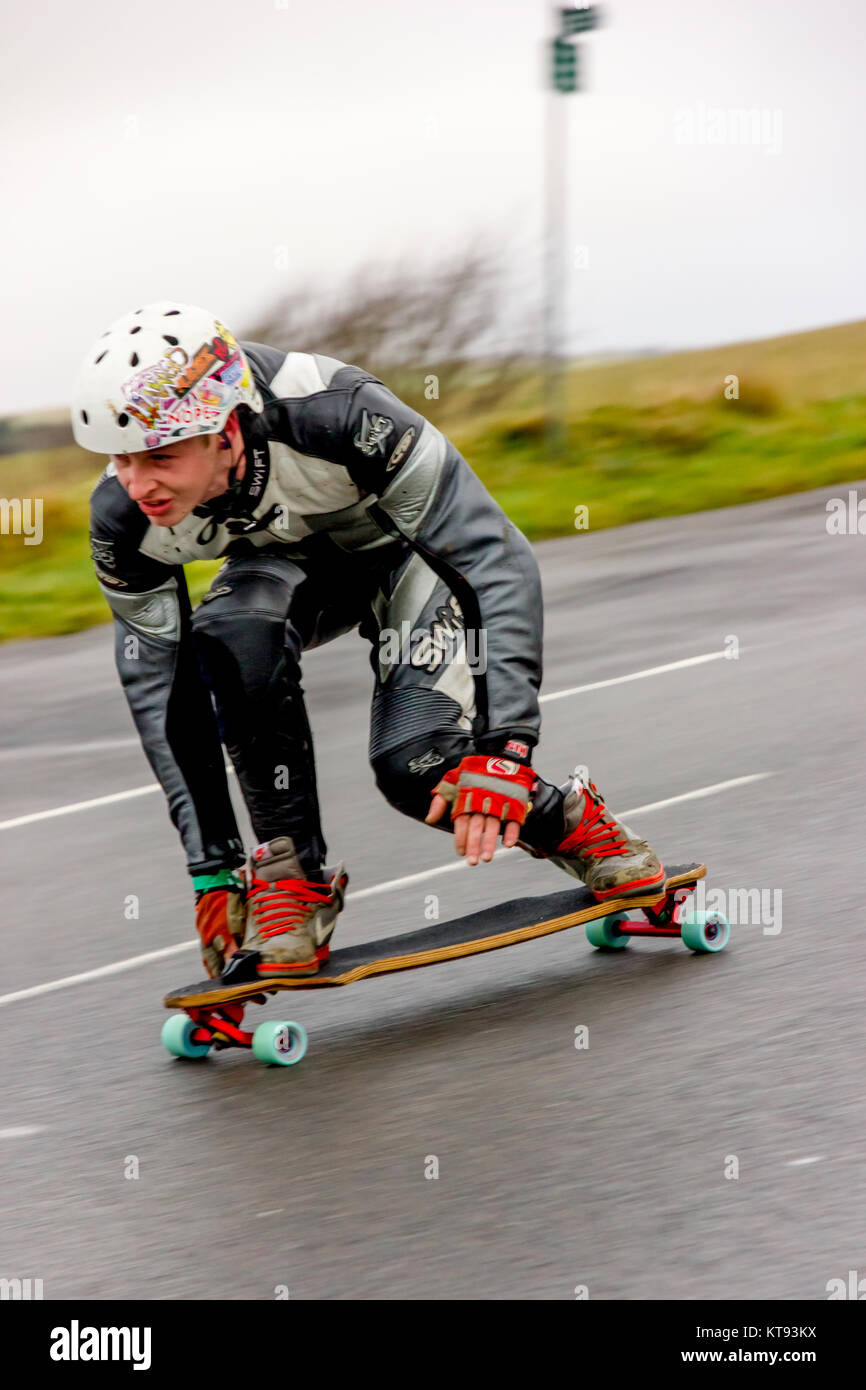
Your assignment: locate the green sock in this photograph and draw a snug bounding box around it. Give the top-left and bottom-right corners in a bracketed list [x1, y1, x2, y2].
[193, 868, 243, 896]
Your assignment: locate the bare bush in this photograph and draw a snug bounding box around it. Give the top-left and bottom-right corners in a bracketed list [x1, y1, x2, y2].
[242, 238, 538, 415]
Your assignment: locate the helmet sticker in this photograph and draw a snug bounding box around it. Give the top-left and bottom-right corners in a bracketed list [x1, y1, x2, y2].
[219, 356, 243, 387]
[172, 337, 228, 399]
[119, 320, 248, 441]
[121, 362, 182, 430]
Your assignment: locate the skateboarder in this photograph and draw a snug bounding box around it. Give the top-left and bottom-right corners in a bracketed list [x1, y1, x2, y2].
[72, 302, 663, 980]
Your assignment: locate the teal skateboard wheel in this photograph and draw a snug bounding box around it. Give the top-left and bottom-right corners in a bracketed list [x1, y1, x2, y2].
[680, 910, 730, 953]
[251, 1020, 308, 1066]
[585, 913, 630, 949]
[161, 1014, 212, 1059]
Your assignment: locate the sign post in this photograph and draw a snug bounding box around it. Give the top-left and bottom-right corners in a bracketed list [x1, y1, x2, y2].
[544, 5, 601, 458]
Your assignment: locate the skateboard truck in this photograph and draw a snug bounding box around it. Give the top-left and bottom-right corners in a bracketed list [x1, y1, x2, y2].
[584, 879, 730, 951]
[162, 992, 308, 1067]
[187, 1002, 250, 1049]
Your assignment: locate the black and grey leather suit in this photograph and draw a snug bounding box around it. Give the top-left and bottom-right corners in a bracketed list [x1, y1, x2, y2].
[89, 344, 564, 877]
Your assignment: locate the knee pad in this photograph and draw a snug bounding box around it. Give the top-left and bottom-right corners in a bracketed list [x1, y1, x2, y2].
[372, 729, 473, 823]
[191, 572, 304, 724]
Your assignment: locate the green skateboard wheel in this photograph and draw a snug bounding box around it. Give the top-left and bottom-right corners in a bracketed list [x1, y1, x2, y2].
[585, 913, 630, 949]
[161, 1014, 212, 1059]
[252, 1020, 308, 1066]
[680, 910, 730, 953]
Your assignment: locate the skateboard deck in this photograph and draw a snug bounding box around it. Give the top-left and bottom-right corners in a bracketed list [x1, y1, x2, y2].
[161, 863, 728, 1065]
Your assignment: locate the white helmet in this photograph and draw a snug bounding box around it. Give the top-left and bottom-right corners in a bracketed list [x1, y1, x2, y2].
[71, 301, 264, 454]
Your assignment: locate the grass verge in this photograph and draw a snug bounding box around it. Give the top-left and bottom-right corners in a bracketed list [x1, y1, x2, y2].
[1, 327, 864, 641]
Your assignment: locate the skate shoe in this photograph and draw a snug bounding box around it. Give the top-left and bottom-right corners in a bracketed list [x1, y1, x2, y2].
[548, 770, 665, 901]
[242, 837, 348, 978]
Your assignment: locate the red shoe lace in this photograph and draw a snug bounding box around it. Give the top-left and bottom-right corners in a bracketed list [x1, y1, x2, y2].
[247, 876, 332, 939]
[557, 781, 628, 859]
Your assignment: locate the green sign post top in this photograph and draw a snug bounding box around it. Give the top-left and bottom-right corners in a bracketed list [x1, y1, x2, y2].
[551, 37, 578, 94]
[560, 4, 600, 35]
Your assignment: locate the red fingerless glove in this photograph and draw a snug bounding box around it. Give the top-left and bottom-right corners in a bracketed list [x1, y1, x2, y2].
[432, 756, 536, 825]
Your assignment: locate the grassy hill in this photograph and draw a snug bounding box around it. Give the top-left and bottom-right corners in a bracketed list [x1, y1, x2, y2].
[1, 318, 864, 642]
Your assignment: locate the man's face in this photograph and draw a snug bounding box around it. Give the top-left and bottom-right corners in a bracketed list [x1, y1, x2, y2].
[111, 433, 223, 527]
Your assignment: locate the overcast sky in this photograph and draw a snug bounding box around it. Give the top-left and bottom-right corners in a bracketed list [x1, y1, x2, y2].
[2, 0, 864, 414]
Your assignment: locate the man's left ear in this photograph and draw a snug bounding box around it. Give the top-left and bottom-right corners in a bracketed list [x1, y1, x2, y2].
[222, 410, 243, 447]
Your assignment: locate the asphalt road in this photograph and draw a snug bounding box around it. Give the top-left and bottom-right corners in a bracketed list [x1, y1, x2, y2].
[0, 480, 863, 1300]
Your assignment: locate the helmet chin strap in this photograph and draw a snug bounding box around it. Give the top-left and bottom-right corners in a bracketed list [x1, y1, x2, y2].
[193, 431, 241, 521]
[219, 429, 241, 489]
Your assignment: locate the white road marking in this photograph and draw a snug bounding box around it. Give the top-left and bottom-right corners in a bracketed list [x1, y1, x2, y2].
[0, 737, 140, 762]
[0, 650, 733, 832]
[538, 650, 732, 704]
[0, 943, 194, 1007]
[0, 772, 774, 1009]
[0, 783, 160, 829]
[0, 763, 235, 831]
[620, 773, 772, 819]
[786, 1156, 824, 1167]
[0, 1126, 45, 1138]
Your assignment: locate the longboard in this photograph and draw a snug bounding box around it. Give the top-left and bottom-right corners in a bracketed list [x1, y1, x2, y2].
[161, 862, 728, 1066]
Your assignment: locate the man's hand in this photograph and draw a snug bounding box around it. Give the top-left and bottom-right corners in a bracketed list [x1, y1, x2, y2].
[425, 755, 535, 866]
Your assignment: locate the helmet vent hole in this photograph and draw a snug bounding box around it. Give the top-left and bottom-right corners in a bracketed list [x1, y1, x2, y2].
[117, 412, 129, 427]
[130, 352, 139, 366]
[164, 309, 180, 316]
[163, 334, 179, 346]
[81, 410, 88, 424]
[129, 325, 141, 335]
[134, 308, 142, 315]
[95, 350, 107, 364]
